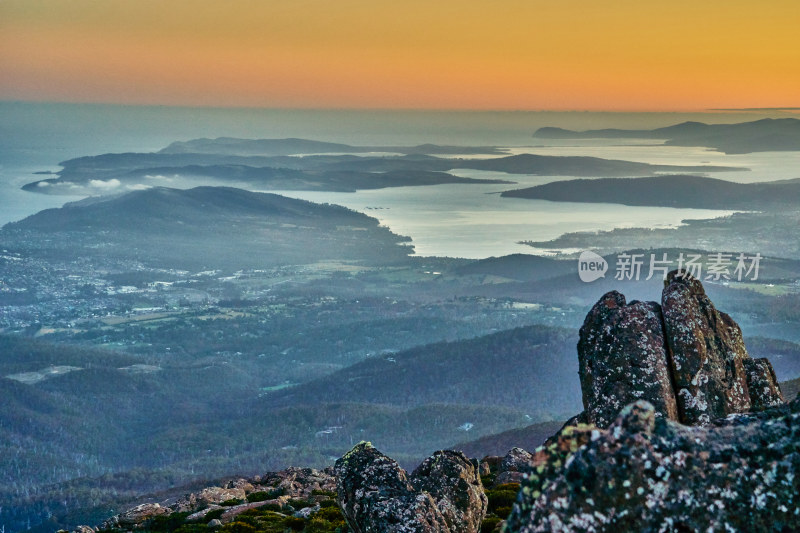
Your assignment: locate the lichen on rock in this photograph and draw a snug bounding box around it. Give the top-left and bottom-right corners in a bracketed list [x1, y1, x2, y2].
[503, 398, 800, 532]
[335, 442, 487, 532]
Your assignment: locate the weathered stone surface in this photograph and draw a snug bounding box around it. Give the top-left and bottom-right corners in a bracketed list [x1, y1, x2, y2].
[744, 357, 785, 410]
[578, 291, 679, 427]
[661, 270, 752, 425]
[495, 447, 534, 485]
[261, 466, 336, 499]
[104, 503, 167, 529]
[411, 450, 487, 533]
[196, 486, 245, 505]
[335, 442, 487, 533]
[504, 399, 800, 533]
[100, 466, 335, 531]
[219, 499, 289, 522]
[335, 442, 449, 532]
[293, 503, 321, 519]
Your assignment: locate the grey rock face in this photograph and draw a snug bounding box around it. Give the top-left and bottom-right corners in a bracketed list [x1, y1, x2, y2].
[411, 450, 488, 533]
[335, 442, 487, 533]
[503, 399, 800, 533]
[578, 272, 784, 428]
[661, 270, 753, 424]
[578, 291, 679, 427]
[102, 503, 167, 529]
[494, 447, 534, 485]
[744, 357, 786, 410]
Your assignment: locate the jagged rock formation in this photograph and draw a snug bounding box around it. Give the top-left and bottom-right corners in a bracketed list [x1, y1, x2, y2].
[577, 270, 784, 428]
[335, 442, 487, 532]
[578, 291, 678, 428]
[661, 270, 753, 423]
[504, 398, 800, 532]
[503, 272, 793, 532]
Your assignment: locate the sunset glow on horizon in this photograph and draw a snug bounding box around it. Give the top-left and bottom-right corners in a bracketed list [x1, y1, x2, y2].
[1, 0, 798, 111]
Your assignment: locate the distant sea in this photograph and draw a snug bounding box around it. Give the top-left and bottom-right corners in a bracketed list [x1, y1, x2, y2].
[2, 102, 798, 257]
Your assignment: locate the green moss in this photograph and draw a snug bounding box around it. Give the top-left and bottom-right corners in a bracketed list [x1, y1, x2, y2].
[314, 506, 345, 522]
[174, 525, 209, 533]
[485, 488, 518, 515]
[204, 509, 226, 522]
[221, 498, 244, 507]
[480, 516, 502, 533]
[246, 490, 281, 503]
[220, 522, 256, 533]
[145, 511, 193, 533]
[494, 506, 512, 518]
[287, 498, 313, 510]
[283, 516, 305, 531]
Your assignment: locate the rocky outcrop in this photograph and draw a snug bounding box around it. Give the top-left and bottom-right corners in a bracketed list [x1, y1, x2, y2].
[260, 466, 336, 499]
[101, 503, 167, 530]
[661, 270, 755, 424]
[335, 442, 487, 533]
[494, 447, 535, 485]
[504, 398, 800, 532]
[578, 291, 679, 427]
[94, 467, 337, 531]
[412, 451, 488, 532]
[503, 273, 793, 532]
[578, 271, 784, 428]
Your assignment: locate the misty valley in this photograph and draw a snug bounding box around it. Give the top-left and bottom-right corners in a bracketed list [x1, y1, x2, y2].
[1, 115, 800, 533]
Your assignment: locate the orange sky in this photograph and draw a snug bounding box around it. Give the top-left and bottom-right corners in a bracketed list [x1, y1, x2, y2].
[1, 0, 798, 110]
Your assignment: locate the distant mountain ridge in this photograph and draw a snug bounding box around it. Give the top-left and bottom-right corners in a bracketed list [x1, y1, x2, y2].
[534, 117, 800, 154]
[501, 174, 800, 209]
[266, 324, 582, 418]
[22, 138, 741, 195]
[159, 137, 504, 156]
[3, 186, 413, 268]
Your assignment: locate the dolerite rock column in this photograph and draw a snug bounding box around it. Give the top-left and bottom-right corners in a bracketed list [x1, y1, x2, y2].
[662, 270, 758, 424]
[578, 291, 679, 428]
[335, 442, 487, 533]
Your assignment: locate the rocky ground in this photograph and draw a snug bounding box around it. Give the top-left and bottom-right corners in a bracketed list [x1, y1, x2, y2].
[67, 271, 798, 533]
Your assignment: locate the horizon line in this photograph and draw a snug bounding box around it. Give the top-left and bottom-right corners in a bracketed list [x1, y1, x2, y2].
[4, 98, 799, 114]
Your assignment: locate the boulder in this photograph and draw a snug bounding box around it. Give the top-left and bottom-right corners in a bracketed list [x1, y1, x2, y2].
[494, 447, 534, 485]
[335, 442, 486, 533]
[578, 291, 679, 427]
[196, 486, 245, 505]
[106, 503, 168, 529]
[411, 450, 487, 533]
[261, 466, 336, 499]
[293, 504, 321, 519]
[503, 399, 800, 532]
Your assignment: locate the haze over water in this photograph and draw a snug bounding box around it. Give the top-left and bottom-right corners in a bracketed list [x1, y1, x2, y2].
[2, 102, 798, 257]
